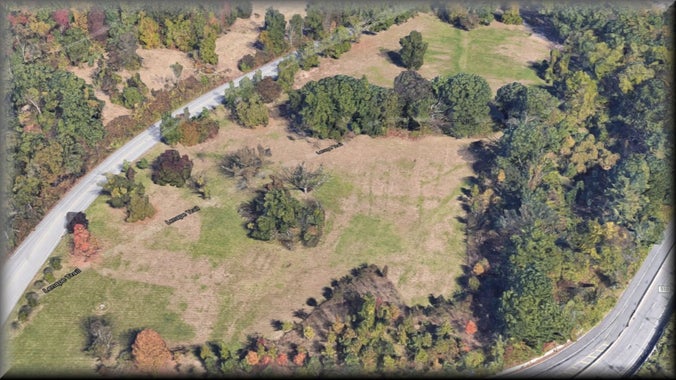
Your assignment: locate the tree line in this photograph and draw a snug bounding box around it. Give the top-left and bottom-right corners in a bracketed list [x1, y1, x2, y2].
[460, 1, 673, 357]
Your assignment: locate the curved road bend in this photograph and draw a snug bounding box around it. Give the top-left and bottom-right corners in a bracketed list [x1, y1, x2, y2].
[1, 56, 288, 326]
[500, 224, 674, 377]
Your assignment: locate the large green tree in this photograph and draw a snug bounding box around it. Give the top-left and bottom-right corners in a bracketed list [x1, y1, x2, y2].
[393, 70, 435, 129]
[288, 75, 399, 139]
[260, 7, 288, 55]
[399, 30, 427, 70]
[433, 73, 493, 137]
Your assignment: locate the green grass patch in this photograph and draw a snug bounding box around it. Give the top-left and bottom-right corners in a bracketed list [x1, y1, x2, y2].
[422, 18, 546, 88]
[332, 214, 403, 267]
[7, 270, 194, 376]
[86, 196, 121, 242]
[313, 173, 354, 214]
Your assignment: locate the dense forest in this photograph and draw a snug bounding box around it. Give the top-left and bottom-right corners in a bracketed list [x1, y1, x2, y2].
[2, 0, 673, 376]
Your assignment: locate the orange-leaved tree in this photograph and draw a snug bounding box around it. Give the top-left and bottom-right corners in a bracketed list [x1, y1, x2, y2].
[132, 328, 174, 374]
[72, 223, 100, 263]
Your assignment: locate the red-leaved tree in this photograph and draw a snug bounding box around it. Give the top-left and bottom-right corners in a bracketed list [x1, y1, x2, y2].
[71, 223, 100, 265]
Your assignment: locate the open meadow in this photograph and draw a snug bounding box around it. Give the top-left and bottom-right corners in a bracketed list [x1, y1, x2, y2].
[7, 9, 550, 375]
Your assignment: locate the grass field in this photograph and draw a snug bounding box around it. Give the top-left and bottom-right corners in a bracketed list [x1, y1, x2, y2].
[7, 265, 194, 376]
[296, 12, 551, 92]
[6, 9, 552, 372]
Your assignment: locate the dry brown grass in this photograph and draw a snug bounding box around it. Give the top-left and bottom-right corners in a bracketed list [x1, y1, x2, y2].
[56, 5, 551, 350]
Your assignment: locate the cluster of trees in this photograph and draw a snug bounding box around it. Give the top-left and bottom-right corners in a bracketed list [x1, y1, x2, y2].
[461, 2, 673, 354]
[5, 3, 248, 251]
[240, 176, 325, 249]
[238, 2, 421, 73]
[288, 75, 398, 139]
[287, 71, 496, 139]
[194, 265, 495, 376]
[432, 2, 521, 31]
[160, 108, 219, 146]
[101, 165, 156, 222]
[8, 53, 105, 248]
[223, 72, 286, 128]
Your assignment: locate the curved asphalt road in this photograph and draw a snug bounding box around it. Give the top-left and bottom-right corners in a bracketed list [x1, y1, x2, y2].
[499, 223, 674, 377]
[1, 56, 288, 326]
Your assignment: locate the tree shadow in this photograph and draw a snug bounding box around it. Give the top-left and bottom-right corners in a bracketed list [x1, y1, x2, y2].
[270, 319, 283, 331]
[293, 308, 309, 319]
[529, 59, 550, 81]
[379, 47, 406, 68]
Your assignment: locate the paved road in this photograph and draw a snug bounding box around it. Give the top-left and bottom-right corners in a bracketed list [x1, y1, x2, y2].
[1, 56, 288, 326]
[500, 224, 674, 377]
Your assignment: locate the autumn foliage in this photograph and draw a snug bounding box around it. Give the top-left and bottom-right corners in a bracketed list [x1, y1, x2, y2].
[292, 351, 306, 366]
[132, 329, 175, 374]
[465, 320, 478, 335]
[71, 223, 100, 265]
[245, 350, 259, 366]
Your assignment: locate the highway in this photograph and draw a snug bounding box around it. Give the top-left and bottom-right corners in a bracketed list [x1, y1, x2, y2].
[499, 223, 674, 378]
[0, 56, 288, 326]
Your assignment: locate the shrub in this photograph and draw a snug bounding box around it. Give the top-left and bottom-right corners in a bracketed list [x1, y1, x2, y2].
[49, 256, 62, 270]
[122, 86, 144, 109]
[299, 53, 320, 71]
[238, 54, 255, 72]
[18, 305, 32, 322]
[33, 280, 46, 290]
[136, 158, 149, 169]
[255, 77, 283, 103]
[152, 149, 193, 187]
[234, 94, 269, 128]
[25, 292, 40, 307]
[277, 58, 300, 92]
[43, 267, 56, 283]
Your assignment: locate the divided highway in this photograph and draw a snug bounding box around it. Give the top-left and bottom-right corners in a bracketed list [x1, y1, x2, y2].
[500, 223, 674, 377]
[1, 56, 287, 326]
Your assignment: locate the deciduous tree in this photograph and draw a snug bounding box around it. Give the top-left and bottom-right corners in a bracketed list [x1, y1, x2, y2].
[433, 73, 493, 137]
[132, 329, 174, 374]
[152, 149, 193, 187]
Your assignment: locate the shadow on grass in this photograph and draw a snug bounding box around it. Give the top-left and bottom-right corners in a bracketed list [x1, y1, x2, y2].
[379, 47, 406, 68]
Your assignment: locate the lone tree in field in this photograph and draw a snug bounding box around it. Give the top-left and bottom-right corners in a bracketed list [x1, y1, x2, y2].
[152, 149, 193, 187]
[281, 162, 328, 194]
[399, 30, 428, 70]
[132, 328, 175, 375]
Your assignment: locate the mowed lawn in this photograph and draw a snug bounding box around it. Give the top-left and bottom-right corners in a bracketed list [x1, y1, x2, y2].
[6, 10, 552, 371]
[296, 12, 550, 92]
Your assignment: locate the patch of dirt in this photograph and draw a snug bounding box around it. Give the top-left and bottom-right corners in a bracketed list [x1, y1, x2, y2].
[136, 48, 196, 92]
